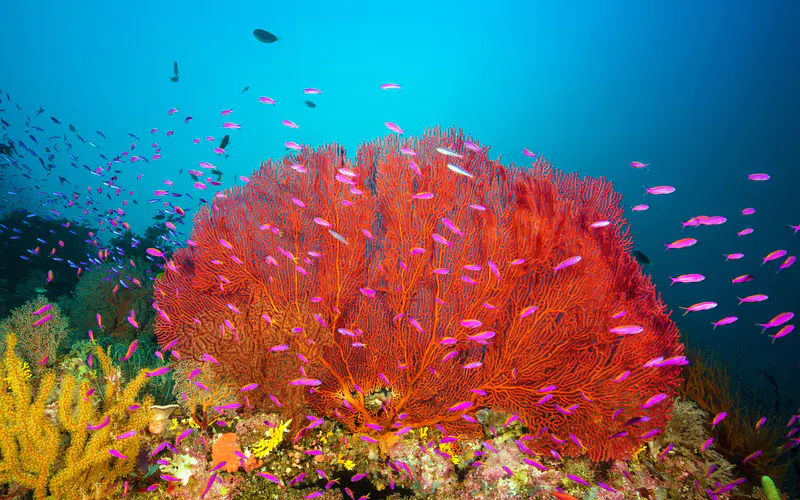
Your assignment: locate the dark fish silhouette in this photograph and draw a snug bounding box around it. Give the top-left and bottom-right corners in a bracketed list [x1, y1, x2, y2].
[304, 100, 316, 108]
[253, 29, 278, 43]
[36, 106, 44, 117]
[50, 116, 61, 124]
[219, 134, 230, 150]
[170, 61, 179, 83]
[632, 250, 651, 265]
[241, 86, 250, 93]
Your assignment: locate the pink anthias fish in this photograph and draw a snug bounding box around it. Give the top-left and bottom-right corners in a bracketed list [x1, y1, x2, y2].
[711, 412, 727, 428]
[632, 204, 649, 212]
[303, 88, 322, 94]
[683, 215, 726, 228]
[669, 274, 705, 285]
[665, 238, 697, 250]
[259, 96, 276, 104]
[723, 253, 744, 261]
[757, 312, 793, 332]
[380, 83, 401, 90]
[738, 294, 768, 304]
[732, 274, 754, 284]
[778, 255, 796, 272]
[643, 185, 675, 195]
[738, 228, 754, 237]
[631, 161, 650, 169]
[680, 301, 717, 315]
[554, 256, 581, 272]
[385, 122, 404, 134]
[761, 249, 787, 265]
[748, 173, 770, 181]
[222, 122, 241, 129]
[770, 324, 794, 343]
[711, 316, 738, 329]
[609, 325, 643, 335]
[641, 393, 667, 409]
[741, 207, 755, 215]
[282, 120, 299, 129]
[220, 109, 233, 116]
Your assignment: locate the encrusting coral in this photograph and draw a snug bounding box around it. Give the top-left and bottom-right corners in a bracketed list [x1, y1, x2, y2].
[0, 333, 154, 499]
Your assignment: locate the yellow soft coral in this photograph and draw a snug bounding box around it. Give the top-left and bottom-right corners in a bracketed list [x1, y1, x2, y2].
[632, 445, 648, 461]
[3, 359, 31, 383]
[439, 442, 460, 465]
[252, 419, 291, 459]
[0, 334, 153, 500]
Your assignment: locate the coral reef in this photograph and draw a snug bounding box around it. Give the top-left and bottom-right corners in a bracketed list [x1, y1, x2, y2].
[154, 126, 684, 461]
[680, 340, 789, 486]
[66, 257, 154, 342]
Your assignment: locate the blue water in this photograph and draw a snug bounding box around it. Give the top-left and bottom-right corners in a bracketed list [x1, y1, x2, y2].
[2, 0, 799, 414]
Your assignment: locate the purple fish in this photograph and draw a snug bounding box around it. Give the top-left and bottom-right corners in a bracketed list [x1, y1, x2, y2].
[778, 256, 796, 272]
[642, 393, 667, 409]
[609, 325, 643, 335]
[644, 185, 676, 195]
[738, 294, 768, 304]
[770, 324, 794, 343]
[554, 255, 581, 272]
[757, 312, 794, 332]
[670, 274, 705, 285]
[748, 173, 770, 181]
[711, 316, 738, 329]
[762, 249, 787, 265]
[680, 301, 717, 315]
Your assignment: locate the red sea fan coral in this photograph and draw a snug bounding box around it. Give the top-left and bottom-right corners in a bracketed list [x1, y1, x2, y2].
[154, 126, 684, 461]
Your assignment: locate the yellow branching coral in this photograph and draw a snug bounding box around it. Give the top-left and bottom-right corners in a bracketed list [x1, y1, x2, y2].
[252, 419, 291, 459]
[0, 334, 154, 499]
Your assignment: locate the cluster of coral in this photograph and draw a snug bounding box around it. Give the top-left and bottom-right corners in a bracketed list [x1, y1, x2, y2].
[0, 128, 794, 499]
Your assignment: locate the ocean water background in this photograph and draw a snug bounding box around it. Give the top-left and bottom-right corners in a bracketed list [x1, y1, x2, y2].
[1, 0, 799, 411]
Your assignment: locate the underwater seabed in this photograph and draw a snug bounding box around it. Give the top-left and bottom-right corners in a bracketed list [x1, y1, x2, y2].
[0, 319, 792, 500]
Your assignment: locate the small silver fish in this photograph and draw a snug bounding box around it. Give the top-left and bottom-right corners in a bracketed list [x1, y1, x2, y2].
[447, 163, 474, 178]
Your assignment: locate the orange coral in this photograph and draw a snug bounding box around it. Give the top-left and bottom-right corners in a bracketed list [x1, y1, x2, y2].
[154, 126, 684, 460]
[211, 433, 261, 473]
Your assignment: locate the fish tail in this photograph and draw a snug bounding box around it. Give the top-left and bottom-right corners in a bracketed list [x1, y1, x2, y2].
[642, 185, 649, 195]
[711, 322, 717, 330]
[680, 308, 688, 316]
[736, 297, 743, 305]
[668, 277, 675, 286]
